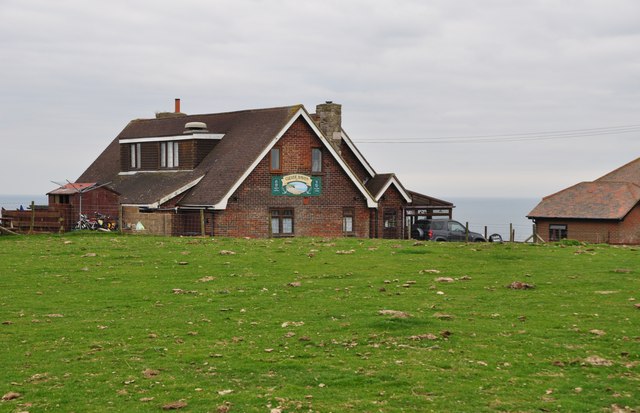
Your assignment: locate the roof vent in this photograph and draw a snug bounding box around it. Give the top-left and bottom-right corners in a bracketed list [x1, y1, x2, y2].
[184, 121, 209, 134]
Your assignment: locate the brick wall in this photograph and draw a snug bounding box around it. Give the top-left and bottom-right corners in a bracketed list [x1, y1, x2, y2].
[534, 204, 640, 244]
[211, 118, 372, 238]
[375, 185, 406, 239]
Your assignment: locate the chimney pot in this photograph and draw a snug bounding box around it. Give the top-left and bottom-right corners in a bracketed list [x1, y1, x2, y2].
[175, 98, 181, 113]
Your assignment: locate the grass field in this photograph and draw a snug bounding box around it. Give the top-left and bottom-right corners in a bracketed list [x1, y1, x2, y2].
[0, 234, 638, 412]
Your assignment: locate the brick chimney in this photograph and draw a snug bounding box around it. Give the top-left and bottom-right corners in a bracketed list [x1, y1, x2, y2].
[315, 101, 342, 152]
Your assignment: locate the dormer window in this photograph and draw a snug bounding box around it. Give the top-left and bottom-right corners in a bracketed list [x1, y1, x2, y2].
[160, 141, 179, 168]
[130, 143, 141, 169]
[119, 131, 223, 174]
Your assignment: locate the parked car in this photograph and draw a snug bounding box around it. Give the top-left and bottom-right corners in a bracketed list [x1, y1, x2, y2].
[411, 219, 486, 242]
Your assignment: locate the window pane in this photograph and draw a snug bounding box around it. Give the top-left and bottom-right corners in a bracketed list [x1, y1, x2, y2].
[271, 218, 280, 234]
[136, 144, 141, 168]
[130, 144, 136, 168]
[160, 143, 166, 167]
[282, 217, 293, 234]
[167, 142, 174, 167]
[312, 148, 322, 172]
[271, 148, 280, 171]
[173, 142, 179, 167]
[384, 211, 396, 228]
[343, 216, 353, 232]
[450, 222, 465, 232]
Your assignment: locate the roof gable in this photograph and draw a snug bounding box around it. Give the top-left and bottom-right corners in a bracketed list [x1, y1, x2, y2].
[181, 107, 378, 209]
[365, 173, 412, 203]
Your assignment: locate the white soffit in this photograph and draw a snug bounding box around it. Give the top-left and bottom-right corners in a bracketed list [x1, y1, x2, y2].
[375, 175, 412, 203]
[119, 134, 224, 144]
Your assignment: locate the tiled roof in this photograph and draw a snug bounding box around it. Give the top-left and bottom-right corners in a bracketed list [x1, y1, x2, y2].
[528, 181, 640, 220]
[529, 156, 640, 220]
[78, 106, 301, 206]
[596, 156, 640, 186]
[365, 174, 394, 199]
[365, 173, 412, 203]
[78, 103, 453, 211]
[47, 182, 97, 195]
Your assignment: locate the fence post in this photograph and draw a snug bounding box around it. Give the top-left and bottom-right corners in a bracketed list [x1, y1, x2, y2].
[200, 209, 205, 237]
[509, 223, 513, 242]
[484, 226, 487, 240]
[118, 205, 123, 234]
[532, 224, 537, 243]
[29, 201, 35, 234]
[465, 221, 469, 242]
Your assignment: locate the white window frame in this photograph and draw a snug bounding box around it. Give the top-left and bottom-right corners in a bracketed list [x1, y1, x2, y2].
[130, 143, 141, 169]
[160, 141, 179, 168]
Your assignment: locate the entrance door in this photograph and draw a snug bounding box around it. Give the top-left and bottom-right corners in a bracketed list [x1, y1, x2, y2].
[383, 209, 398, 239]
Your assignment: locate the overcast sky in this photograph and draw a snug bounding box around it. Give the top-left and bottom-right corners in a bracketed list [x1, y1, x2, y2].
[1, 0, 639, 200]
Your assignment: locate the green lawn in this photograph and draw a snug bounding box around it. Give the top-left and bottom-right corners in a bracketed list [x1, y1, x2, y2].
[0, 234, 638, 412]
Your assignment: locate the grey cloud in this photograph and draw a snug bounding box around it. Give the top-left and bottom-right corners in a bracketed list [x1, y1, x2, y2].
[1, 0, 639, 198]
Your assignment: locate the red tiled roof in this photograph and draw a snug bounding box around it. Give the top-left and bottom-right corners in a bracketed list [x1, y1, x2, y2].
[47, 182, 97, 195]
[528, 181, 640, 220]
[529, 156, 640, 220]
[596, 156, 640, 186]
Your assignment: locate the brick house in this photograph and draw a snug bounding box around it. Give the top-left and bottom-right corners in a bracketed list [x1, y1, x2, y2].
[527, 156, 640, 244]
[76, 100, 453, 238]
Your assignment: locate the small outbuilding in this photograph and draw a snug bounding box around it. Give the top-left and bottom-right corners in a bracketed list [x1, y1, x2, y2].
[47, 183, 120, 231]
[527, 157, 640, 244]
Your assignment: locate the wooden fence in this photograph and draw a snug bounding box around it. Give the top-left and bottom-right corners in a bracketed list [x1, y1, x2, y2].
[0, 202, 65, 234]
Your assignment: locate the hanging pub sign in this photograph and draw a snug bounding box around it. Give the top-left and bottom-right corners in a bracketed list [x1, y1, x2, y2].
[271, 174, 322, 196]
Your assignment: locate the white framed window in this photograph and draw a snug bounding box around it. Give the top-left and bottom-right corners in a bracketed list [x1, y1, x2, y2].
[130, 143, 141, 169]
[271, 208, 294, 236]
[160, 141, 179, 168]
[343, 207, 354, 234]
